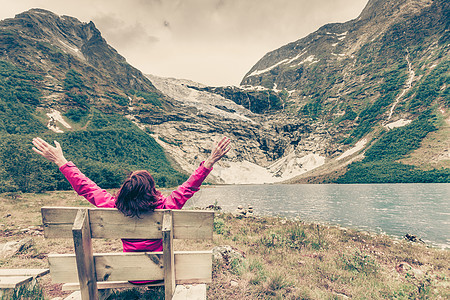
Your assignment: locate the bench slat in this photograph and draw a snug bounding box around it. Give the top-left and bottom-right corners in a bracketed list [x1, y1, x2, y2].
[49, 251, 212, 283]
[0, 276, 33, 289]
[0, 269, 49, 278]
[42, 207, 213, 240]
[62, 281, 164, 291]
[173, 284, 207, 300]
[173, 210, 214, 240]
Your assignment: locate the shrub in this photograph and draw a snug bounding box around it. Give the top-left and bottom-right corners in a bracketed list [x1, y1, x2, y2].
[341, 249, 379, 275]
[64, 108, 88, 122]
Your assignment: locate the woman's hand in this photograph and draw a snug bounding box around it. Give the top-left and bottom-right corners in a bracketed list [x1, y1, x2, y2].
[204, 137, 231, 169]
[32, 137, 68, 168]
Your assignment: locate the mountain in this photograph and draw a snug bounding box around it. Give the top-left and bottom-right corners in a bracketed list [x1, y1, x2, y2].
[0, 8, 321, 191]
[0, 9, 183, 192]
[0, 1, 448, 192]
[239, 0, 449, 183]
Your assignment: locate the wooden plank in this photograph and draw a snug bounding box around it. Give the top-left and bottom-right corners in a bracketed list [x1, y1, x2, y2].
[62, 281, 164, 291]
[95, 253, 164, 281]
[89, 209, 163, 239]
[172, 210, 214, 240]
[43, 207, 213, 240]
[48, 251, 212, 283]
[64, 291, 81, 300]
[163, 210, 175, 300]
[174, 251, 212, 284]
[172, 284, 207, 300]
[0, 269, 49, 278]
[72, 209, 98, 300]
[42, 207, 79, 238]
[0, 276, 32, 288]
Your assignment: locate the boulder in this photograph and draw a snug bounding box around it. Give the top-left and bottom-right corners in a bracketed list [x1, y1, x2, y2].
[0, 237, 33, 259]
[212, 245, 245, 264]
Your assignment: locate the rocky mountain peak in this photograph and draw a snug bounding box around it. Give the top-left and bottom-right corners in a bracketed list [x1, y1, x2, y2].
[358, 0, 433, 21]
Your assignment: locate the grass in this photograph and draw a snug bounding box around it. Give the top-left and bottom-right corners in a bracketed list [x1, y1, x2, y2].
[0, 191, 449, 299]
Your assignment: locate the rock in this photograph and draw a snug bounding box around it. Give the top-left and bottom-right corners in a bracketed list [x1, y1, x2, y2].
[395, 262, 423, 278]
[212, 245, 245, 264]
[233, 205, 247, 218]
[404, 233, 425, 243]
[332, 292, 350, 299]
[0, 237, 33, 259]
[230, 280, 239, 287]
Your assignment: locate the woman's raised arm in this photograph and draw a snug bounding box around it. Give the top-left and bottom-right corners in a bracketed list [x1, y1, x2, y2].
[32, 137, 68, 167]
[204, 136, 231, 169]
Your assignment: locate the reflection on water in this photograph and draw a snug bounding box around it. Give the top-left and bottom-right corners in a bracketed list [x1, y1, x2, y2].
[186, 183, 450, 248]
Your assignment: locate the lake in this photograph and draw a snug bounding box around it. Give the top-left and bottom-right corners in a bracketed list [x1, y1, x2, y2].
[185, 183, 450, 248]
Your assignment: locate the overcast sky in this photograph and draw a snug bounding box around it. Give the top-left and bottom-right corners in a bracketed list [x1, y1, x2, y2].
[1, 0, 369, 86]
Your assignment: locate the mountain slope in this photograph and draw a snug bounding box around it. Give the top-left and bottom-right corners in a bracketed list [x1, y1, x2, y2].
[240, 0, 449, 183]
[0, 9, 184, 192]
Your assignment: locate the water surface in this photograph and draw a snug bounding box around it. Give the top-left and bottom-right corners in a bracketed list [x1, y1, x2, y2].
[185, 183, 450, 248]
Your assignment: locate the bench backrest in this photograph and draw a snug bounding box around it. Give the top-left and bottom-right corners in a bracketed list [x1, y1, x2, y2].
[41, 207, 214, 300]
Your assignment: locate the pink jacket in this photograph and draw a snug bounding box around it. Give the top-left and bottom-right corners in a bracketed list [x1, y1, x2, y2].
[59, 161, 212, 252]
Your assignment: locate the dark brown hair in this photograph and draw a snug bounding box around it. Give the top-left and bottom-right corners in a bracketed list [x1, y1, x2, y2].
[115, 170, 161, 218]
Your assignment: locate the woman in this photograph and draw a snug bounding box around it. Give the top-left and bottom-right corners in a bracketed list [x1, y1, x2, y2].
[32, 136, 230, 252]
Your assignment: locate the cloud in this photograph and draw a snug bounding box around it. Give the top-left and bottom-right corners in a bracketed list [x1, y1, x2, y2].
[93, 14, 159, 49]
[1, 0, 369, 85]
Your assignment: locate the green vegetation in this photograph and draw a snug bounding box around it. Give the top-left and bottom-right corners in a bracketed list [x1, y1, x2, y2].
[63, 69, 89, 108]
[64, 108, 89, 123]
[0, 282, 44, 300]
[131, 90, 163, 107]
[0, 60, 46, 134]
[0, 129, 188, 193]
[344, 65, 407, 144]
[63, 69, 85, 90]
[408, 61, 450, 110]
[336, 107, 357, 123]
[0, 62, 185, 192]
[337, 111, 450, 183]
[106, 92, 129, 106]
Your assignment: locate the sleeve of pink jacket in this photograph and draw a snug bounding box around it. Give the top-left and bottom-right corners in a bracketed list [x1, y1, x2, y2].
[59, 161, 116, 208]
[162, 162, 212, 209]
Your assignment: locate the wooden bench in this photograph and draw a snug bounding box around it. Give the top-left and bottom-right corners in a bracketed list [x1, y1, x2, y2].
[0, 269, 49, 298]
[41, 207, 214, 300]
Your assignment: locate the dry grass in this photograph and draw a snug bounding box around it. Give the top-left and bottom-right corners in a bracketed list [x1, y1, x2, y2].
[1, 191, 449, 299]
[208, 214, 450, 300]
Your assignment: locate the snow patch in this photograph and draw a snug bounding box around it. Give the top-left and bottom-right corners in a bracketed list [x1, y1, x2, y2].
[269, 152, 326, 180]
[147, 74, 254, 123]
[214, 161, 279, 184]
[58, 39, 85, 61]
[272, 83, 280, 92]
[386, 53, 415, 121]
[239, 85, 268, 91]
[297, 55, 319, 65]
[332, 43, 339, 47]
[337, 139, 367, 161]
[213, 153, 326, 184]
[247, 59, 289, 77]
[246, 50, 308, 77]
[46, 109, 71, 133]
[385, 119, 412, 129]
[285, 50, 308, 65]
